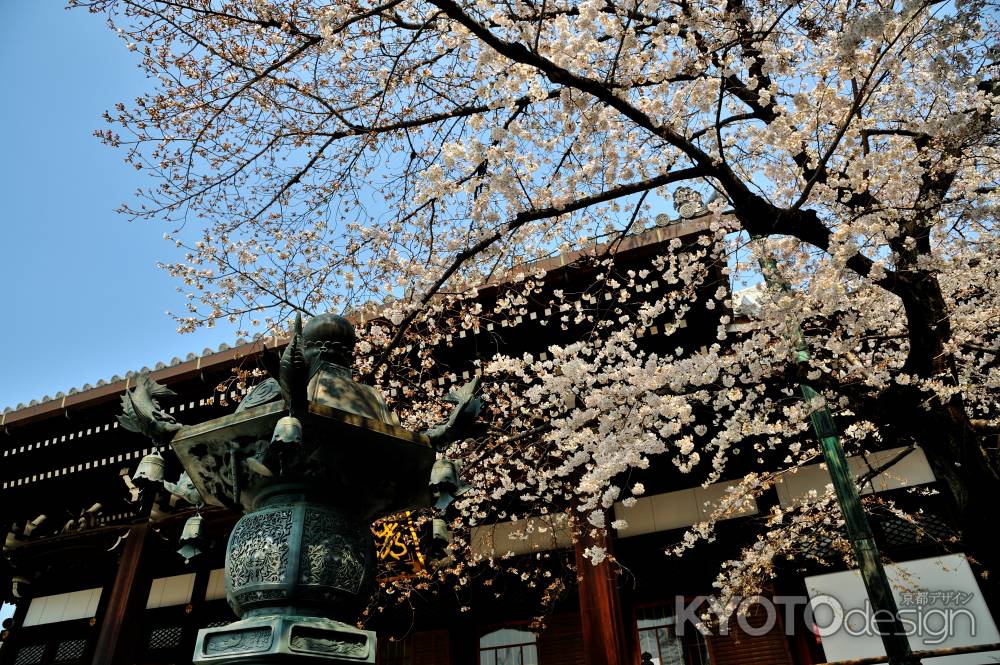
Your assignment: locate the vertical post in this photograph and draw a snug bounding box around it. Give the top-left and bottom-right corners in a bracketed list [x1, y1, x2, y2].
[181, 565, 212, 651]
[805, 390, 919, 665]
[574, 522, 632, 665]
[755, 244, 919, 665]
[91, 522, 151, 665]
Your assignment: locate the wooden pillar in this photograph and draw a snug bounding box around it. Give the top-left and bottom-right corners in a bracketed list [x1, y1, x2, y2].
[574, 524, 633, 665]
[181, 566, 212, 650]
[91, 522, 151, 665]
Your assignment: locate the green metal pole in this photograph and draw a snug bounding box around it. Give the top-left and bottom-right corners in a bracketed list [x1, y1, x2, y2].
[754, 244, 920, 665]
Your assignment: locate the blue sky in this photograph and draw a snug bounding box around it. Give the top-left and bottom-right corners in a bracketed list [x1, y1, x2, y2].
[0, 3, 241, 412]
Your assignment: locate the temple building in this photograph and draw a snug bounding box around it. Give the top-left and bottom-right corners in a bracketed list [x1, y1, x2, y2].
[1, 216, 996, 665]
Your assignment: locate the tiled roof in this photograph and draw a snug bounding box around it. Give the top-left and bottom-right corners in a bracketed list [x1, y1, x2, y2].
[1, 215, 712, 427]
[3, 341, 250, 412]
[0, 336, 284, 428]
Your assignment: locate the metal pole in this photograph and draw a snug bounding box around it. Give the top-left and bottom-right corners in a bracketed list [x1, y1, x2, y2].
[754, 244, 920, 665]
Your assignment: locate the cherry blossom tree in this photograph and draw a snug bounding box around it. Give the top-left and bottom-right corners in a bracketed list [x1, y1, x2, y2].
[75, 0, 1000, 611]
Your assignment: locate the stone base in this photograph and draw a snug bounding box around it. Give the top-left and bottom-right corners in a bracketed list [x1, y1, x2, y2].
[193, 615, 376, 664]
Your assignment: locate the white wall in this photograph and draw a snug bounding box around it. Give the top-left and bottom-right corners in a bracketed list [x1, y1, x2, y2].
[146, 573, 196, 609]
[775, 446, 936, 507]
[470, 513, 573, 557]
[205, 568, 226, 601]
[22, 588, 102, 626]
[469, 480, 761, 557]
[613, 481, 759, 538]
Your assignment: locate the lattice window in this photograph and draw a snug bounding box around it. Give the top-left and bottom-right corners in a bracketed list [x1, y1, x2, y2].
[636, 605, 710, 665]
[204, 620, 231, 629]
[148, 625, 183, 650]
[13, 644, 45, 665]
[881, 512, 956, 547]
[480, 627, 538, 665]
[809, 531, 839, 559]
[799, 523, 853, 562]
[53, 639, 87, 662]
[798, 511, 955, 562]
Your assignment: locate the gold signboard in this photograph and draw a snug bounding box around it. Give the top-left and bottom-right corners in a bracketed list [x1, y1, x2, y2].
[371, 511, 425, 577]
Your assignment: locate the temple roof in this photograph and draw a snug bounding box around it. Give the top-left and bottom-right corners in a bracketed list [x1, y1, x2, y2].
[2, 216, 713, 427]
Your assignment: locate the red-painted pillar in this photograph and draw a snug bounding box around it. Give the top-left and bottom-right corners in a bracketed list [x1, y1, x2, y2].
[574, 522, 634, 665]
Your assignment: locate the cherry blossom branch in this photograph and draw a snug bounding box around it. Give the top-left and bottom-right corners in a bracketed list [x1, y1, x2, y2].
[370, 166, 706, 373]
[425, 0, 902, 294]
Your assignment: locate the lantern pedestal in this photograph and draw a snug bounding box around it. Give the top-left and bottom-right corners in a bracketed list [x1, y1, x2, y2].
[193, 616, 375, 664]
[191, 489, 378, 663]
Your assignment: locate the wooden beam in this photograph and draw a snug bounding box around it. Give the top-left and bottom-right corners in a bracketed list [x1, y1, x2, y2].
[91, 522, 151, 665]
